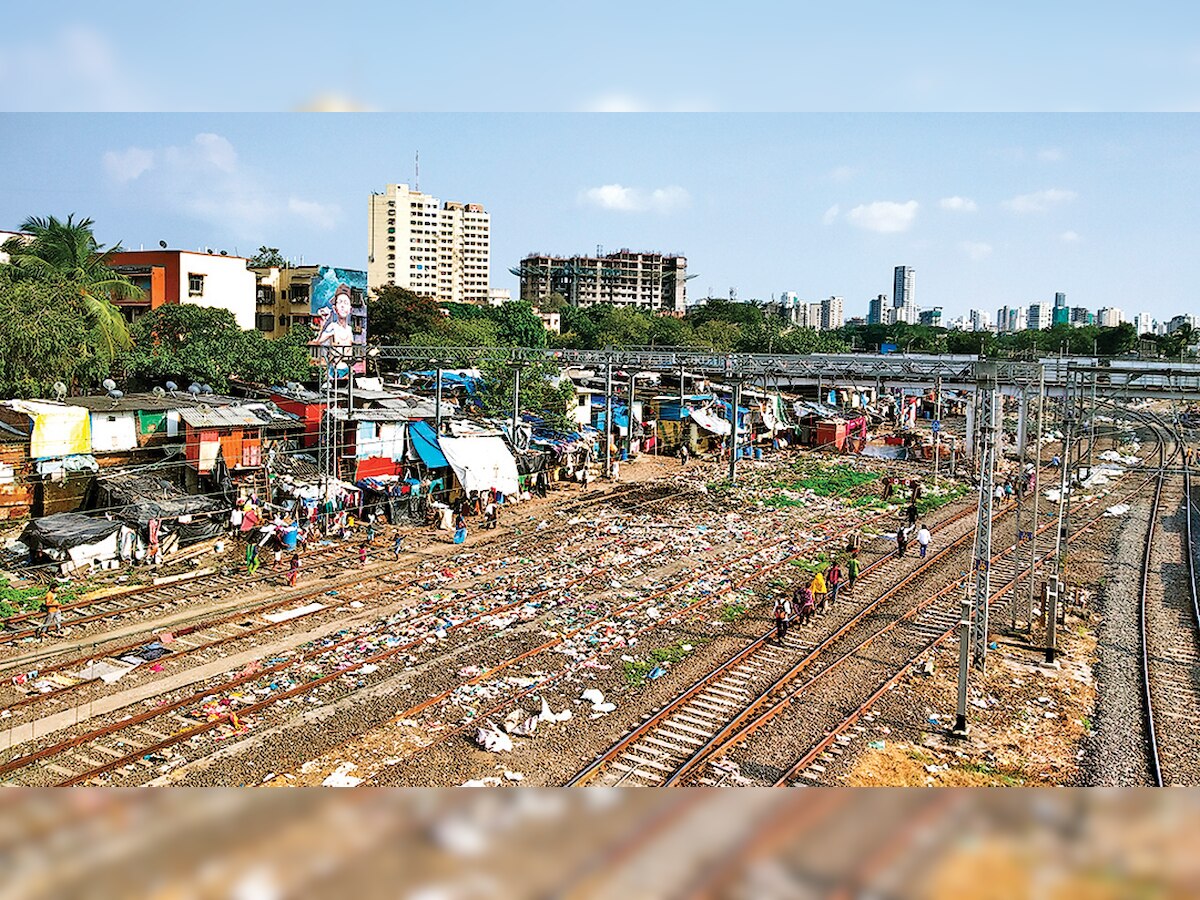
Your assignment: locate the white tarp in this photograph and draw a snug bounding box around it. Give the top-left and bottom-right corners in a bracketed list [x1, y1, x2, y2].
[688, 408, 731, 436]
[439, 435, 520, 497]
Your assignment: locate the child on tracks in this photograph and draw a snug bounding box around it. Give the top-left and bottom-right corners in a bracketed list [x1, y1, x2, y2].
[798, 583, 816, 626]
[287, 554, 300, 587]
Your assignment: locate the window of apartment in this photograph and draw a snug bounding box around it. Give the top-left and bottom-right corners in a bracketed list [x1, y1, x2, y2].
[188, 273, 205, 297]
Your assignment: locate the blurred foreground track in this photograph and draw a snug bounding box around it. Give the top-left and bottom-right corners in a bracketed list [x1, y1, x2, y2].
[2, 789, 1199, 900]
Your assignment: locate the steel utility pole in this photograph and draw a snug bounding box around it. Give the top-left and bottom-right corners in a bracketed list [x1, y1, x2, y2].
[627, 369, 637, 459]
[510, 361, 525, 443]
[1024, 364, 1046, 633]
[1048, 364, 1077, 662]
[934, 375, 942, 486]
[728, 378, 743, 483]
[955, 362, 999, 734]
[434, 365, 443, 434]
[604, 361, 614, 478]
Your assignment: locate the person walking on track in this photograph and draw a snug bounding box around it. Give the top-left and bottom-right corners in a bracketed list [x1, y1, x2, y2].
[287, 554, 300, 587]
[917, 522, 932, 558]
[811, 567, 828, 613]
[826, 560, 842, 607]
[35, 585, 61, 638]
[847, 551, 861, 593]
[773, 594, 793, 642]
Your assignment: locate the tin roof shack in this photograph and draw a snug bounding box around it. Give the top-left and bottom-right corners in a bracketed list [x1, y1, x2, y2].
[265, 385, 325, 449]
[323, 408, 411, 481]
[179, 406, 266, 494]
[63, 393, 191, 452]
[0, 419, 33, 522]
[0, 401, 97, 517]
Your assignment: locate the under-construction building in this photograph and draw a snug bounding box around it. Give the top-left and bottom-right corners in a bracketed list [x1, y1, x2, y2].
[514, 250, 688, 313]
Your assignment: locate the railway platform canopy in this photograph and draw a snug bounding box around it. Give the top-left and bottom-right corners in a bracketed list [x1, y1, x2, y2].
[370, 347, 1200, 400]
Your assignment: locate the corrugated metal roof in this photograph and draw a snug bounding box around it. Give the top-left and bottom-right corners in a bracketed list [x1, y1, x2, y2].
[64, 393, 195, 412]
[178, 406, 266, 428]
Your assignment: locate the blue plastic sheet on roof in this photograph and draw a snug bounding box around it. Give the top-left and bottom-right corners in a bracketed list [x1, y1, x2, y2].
[409, 371, 480, 394]
[408, 420, 449, 468]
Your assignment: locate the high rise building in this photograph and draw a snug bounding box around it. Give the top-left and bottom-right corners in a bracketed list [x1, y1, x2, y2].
[867, 294, 888, 326]
[1027, 302, 1051, 331]
[968, 308, 990, 332]
[820, 296, 844, 330]
[1134, 312, 1154, 336]
[1054, 291, 1067, 309]
[917, 307, 943, 328]
[893, 266, 914, 309]
[517, 249, 687, 312]
[805, 302, 823, 329]
[368, 183, 491, 303]
[1167, 314, 1199, 334]
[1098, 307, 1124, 327]
[1070, 306, 1092, 326]
[996, 305, 1025, 333]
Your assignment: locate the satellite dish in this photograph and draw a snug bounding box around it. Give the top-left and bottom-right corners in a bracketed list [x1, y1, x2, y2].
[106, 389, 124, 407]
[188, 383, 202, 396]
[159, 240, 167, 249]
[220, 250, 227, 256]
[165, 381, 178, 392]
[102, 378, 117, 391]
[200, 385, 214, 395]
[52, 381, 67, 401]
[151, 386, 166, 397]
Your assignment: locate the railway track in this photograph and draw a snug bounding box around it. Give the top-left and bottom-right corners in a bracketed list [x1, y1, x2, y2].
[1139, 415, 1200, 786]
[570, 435, 1150, 787]
[0, 486, 703, 722]
[0, 469, 899, 785]
[567, 493, 1008, 786]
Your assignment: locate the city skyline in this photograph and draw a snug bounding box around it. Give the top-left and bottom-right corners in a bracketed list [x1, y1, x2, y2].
[2, 114, 1199, 323]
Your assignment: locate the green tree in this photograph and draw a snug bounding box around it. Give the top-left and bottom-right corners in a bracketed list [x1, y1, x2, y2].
[121, 304, 255, 388]
[248, 246, 287, 267]
[686, 297, 764, 330]
[479, 356, 576, 432]
[535, 291, 568, 314]
[2, 214, 136, 359]
[491, 301, 547, 347]
[1095, 323, 1138, 357]
[0, 269, 99, 396]
[367, 285, 442, 342]
[692, 319, 740, 351]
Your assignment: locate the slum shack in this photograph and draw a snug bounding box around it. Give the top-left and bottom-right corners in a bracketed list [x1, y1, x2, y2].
[88, 470, 227, 556]
[20, 513, 124, 574]
[0, 400, 98, 516]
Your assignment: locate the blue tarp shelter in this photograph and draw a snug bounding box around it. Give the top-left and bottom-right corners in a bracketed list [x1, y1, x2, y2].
[409, 420, 449, 469]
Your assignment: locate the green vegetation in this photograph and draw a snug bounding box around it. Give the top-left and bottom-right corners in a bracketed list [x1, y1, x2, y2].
[0, 578, 88, 621]
[719, 602, 748, 622]
[915, 483, 970, 515]
[622, 639, 699, 686]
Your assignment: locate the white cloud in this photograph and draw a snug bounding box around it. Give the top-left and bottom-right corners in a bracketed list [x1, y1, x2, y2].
[960, 241, 993, 261]
[1002, 188, 1077, 213]
[1059, 230, 1082, 243]
[829, 166, 856, 182]
[102, 133, 339, 237]
[822, 204, 840, 225]
[102, 147, 155, 183]
[288, 198, 340, 229]
[845, 200, 919, 234]
[938, 196, 977, 212]
[0, 25, 148, 110]
[1038, 147, 1065, 162]
[579, 183, 690, 214]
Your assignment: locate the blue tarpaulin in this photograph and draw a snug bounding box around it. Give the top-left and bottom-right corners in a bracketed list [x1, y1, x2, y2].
[410, 371, 480, 393]
[595, 403, 630, 431]
[409, 420, 449, 469]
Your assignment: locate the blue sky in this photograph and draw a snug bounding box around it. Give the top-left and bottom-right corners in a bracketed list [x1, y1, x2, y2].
[2, 114, 1199, 323]
[2, 2, 1200, 112]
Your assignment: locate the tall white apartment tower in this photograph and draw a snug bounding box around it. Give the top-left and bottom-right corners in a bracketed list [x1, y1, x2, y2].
[820, 295, 844, 330]
[368, 183, 490, 303]
[893, 266, 915, 309]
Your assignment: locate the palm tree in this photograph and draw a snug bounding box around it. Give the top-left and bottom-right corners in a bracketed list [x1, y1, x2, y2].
[3, 214, 138, 357]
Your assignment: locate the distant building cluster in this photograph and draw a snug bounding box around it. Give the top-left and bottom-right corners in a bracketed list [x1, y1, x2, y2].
[515, 250, 688, 314]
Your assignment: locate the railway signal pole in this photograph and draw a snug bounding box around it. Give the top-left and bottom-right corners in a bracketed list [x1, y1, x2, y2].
[728, 378, 743, 483]
[955, 362, 999, 734]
